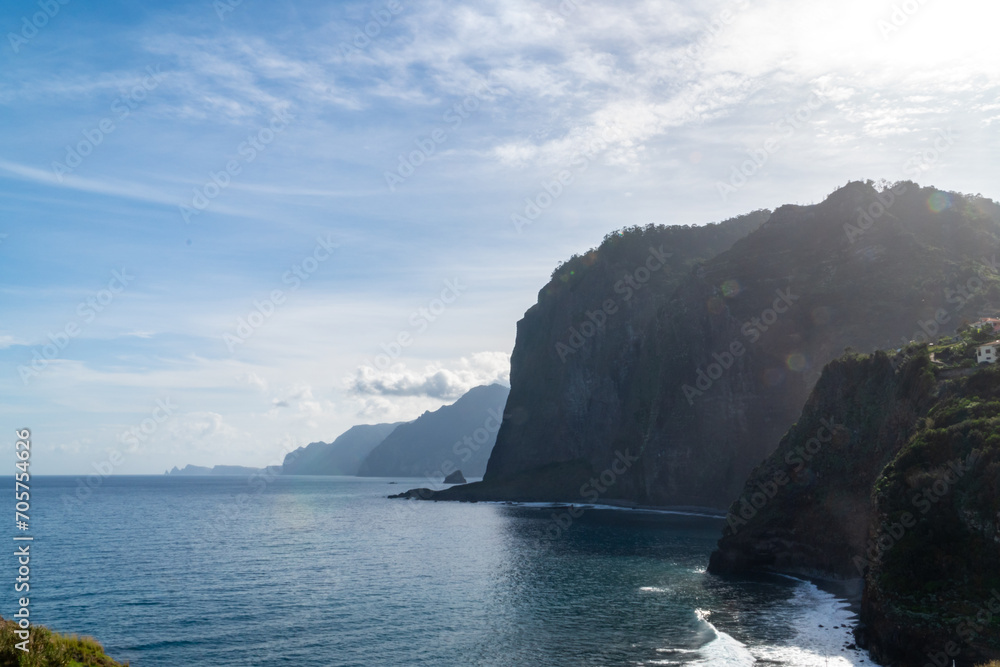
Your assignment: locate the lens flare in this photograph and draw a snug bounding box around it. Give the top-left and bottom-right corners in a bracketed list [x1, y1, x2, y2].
[786, 353, 807, 372]
[927, 192, 951, 213]
[721, 279, 742, 298]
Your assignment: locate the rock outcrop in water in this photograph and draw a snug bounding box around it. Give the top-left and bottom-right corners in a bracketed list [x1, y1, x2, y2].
[417, 182, 1000, 509]
[444, 470, 466, 484]
[709, 343, 1000, 665]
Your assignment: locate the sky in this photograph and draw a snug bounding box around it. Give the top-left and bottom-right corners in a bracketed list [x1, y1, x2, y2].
[1, 0, 998, 474]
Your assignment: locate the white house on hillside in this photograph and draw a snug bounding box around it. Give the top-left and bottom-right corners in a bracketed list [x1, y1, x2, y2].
[976, 341, 1000, 364]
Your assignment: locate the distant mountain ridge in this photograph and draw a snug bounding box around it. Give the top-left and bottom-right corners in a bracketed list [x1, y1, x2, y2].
[166, 386, 508, 479]
[166, 464, 279, 476]
[357, 383, 509, 478]
[281, 422, 403, 476]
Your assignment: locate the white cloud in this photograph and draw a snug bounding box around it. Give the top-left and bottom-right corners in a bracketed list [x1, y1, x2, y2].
[349, 351, 511, 399]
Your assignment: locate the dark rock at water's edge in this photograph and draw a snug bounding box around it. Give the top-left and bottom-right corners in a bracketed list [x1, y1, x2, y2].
[443, 470, 466, 484]
[709, 346, 1000, 665]
[480, 181, 1000, 510]
[358, 384, 509, 478]
[394, 459, 603, 503]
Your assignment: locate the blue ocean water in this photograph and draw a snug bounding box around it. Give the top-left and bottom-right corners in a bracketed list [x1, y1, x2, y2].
[20, 476, 867, 666]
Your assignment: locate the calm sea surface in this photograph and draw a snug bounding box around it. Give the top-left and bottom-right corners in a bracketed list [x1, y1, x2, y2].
[20, 476, 868, 666]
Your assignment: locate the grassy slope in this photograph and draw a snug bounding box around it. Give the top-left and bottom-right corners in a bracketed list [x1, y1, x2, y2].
[0, 619, 125, 667]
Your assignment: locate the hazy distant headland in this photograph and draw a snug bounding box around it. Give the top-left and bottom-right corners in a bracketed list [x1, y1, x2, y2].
[166, 383, 508, 481]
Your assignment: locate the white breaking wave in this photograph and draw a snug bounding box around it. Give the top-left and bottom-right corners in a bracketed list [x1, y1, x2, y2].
[678, 581, 869, 666]
[687, 609, 757, 666]
[749, 581, 868, 666]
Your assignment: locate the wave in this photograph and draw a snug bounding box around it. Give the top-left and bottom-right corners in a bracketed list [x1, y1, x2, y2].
[677, 581, 868, 666]
[749, 581, 868, 666]
[687, 609, 757, 666]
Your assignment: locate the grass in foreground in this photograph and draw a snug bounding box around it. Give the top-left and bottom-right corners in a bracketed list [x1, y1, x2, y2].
[0, 618, 125, 667]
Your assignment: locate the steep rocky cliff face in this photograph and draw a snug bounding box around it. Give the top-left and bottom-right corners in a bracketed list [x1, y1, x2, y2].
[708, 348, 1000, 666]
[707, 351, 937, 579]
[474, 181, 1000, 508]
[858, 367, 1000, 665]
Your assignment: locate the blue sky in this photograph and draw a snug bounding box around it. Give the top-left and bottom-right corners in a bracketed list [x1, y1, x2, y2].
[1, 0, 998, 474]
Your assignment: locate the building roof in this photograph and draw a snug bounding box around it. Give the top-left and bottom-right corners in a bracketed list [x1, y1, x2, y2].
[977, 340, 1000, 349]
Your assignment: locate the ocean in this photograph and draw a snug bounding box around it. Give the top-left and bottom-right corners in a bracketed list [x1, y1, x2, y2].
[22, 475, 868, 666]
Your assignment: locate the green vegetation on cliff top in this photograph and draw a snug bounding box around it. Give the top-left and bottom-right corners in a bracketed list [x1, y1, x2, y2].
[0, 619, 125, 667]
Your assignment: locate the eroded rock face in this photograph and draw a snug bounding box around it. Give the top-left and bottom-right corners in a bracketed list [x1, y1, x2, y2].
[483, 182, 1000, 509]
[857, 368, 1000, 665]
[708, 351, 936, 579]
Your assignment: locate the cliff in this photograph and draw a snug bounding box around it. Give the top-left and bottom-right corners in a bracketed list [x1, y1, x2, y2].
[426, 182, 1000, 508]
[709, 345, 1000, 665]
